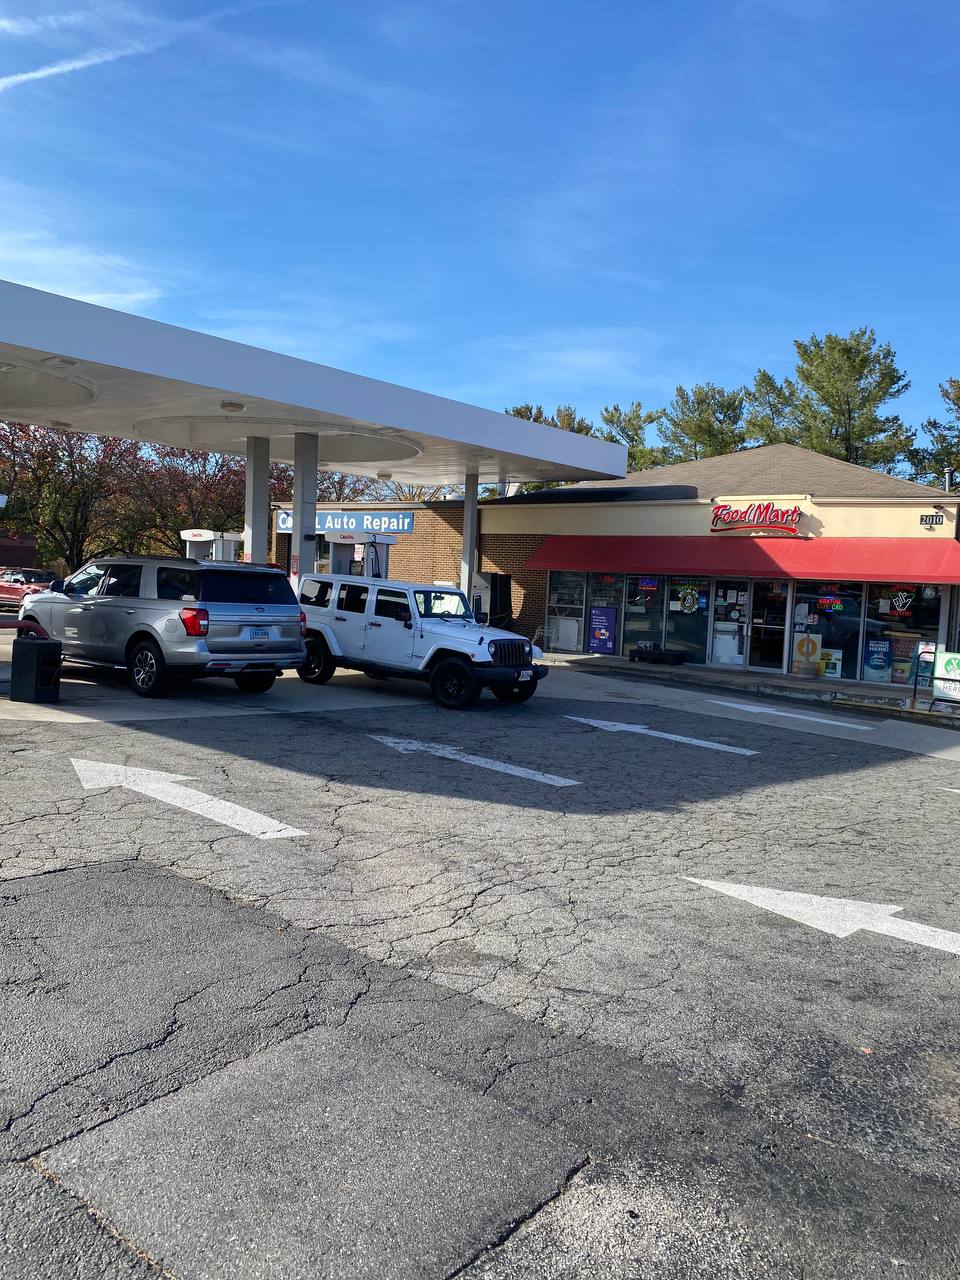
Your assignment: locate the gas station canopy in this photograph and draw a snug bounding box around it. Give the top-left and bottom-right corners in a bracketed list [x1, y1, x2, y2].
[0, 280, 626, 487]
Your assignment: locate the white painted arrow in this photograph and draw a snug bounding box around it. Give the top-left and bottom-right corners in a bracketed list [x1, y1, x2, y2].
[687, 878, 960, 956]
[706, 699, 873, 730]
[566, 717, 757, 757]
[71, 759, 306, 840]
[370, 735, 579, 787]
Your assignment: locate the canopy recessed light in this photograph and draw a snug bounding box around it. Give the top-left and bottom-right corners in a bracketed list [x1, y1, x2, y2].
[220, 399, 246, 413]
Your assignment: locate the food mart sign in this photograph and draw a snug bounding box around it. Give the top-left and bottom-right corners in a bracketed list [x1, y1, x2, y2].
[710, 501, 803, 536]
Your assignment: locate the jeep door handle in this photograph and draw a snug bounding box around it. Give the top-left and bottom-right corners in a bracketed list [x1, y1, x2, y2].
[334, 615, 347, 622]
[124, 609, 136, 615]
[79, 604, 94, 611]
[368, 621, 381, 628]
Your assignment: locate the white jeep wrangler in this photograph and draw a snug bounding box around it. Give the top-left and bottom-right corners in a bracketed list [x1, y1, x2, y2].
[295, 574, 547, 709]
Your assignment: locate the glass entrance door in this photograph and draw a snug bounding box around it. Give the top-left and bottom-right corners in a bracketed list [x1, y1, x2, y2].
[665, 577, 710, 663]
[711, 580, 749, 666]
[748, 580, 789, 668]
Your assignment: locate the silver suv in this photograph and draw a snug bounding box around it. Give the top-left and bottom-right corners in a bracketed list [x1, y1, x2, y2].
[19, 557, 306, 697]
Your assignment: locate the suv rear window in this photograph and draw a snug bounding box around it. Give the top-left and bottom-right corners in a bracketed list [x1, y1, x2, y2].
[200, 570, 297, 605]
[157, 567, 200, 601]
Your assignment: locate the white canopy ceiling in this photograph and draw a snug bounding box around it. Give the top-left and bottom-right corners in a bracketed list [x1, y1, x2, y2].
[0, 281, 626, 486]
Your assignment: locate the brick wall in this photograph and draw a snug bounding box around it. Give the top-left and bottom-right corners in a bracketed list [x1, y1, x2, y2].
[478, 533, 549, 641]
[390, 509, 549, 641]
[388, 505, 463, 585]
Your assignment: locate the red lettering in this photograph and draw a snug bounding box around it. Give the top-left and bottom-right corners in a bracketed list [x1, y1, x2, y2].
[710, 500, 802, 534]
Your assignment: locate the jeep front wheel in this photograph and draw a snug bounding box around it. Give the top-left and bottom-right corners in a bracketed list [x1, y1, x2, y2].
[430, 657, 480, 709]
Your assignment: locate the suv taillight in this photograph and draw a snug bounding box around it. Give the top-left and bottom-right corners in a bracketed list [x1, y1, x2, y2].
[179, 607, 209, 637]
[299, 610, 307, 637]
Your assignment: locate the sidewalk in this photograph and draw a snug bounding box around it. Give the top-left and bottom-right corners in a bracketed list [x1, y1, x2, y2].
[541, 650, 960, 729]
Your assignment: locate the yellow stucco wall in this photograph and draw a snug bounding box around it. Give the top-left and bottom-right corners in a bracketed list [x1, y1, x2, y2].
[480, 497, 959, 540]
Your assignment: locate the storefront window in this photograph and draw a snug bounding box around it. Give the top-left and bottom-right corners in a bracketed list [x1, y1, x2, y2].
[545, 571, 586, 652]
[862, 583, 942, 684]
[622, 576, 665, 655]
[791, 581, 863, 679]
[665, 577, 710, 663]
[586, 573, 624, 654]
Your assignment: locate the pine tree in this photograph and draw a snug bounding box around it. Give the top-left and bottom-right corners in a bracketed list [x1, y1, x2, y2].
[659, 384, 748, 461]
[790, 327, 913, 469]
[599, 401, 666, 472]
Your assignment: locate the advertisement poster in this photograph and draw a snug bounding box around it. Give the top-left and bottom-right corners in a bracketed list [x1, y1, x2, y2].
[791, 631, 822, 674]
[588, 606, 617, 654]
[933, 650, 960, 702]
[862, 637, 893, 682]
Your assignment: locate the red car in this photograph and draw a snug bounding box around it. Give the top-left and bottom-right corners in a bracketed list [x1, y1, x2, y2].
[0, 568, 57, 609]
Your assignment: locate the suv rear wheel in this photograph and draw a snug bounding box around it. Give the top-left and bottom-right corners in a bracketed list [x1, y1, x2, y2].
[430, 657, 480, 709]
[128, 639, 168, 698]
[298, 636, 336, 684]
[233, 672, 277, 694]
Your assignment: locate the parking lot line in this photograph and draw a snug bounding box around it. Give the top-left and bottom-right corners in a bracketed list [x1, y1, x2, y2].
[370, 735, 581, 787]
[706, 699, 874, 730]
[565, 716, 758, 756]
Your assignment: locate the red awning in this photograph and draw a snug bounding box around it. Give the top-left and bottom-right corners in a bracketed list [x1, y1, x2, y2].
[524, 536, 960, 584]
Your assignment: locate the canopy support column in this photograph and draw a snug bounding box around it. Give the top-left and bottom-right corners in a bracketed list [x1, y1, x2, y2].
[460, 470, 479, 600]
[242, 436, 270, 563]
[291, 432, 318, 581]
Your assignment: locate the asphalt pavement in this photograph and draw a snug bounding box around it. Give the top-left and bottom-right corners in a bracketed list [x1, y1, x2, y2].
[1, 665, 958, 1278]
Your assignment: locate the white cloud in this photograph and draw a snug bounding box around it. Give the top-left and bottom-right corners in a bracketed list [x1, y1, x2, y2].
[0, 10, 100, 37]
[0, 1, 304, 95]
[0, 42, 153, 92]
[0, 225, 167, 309]
[435, 324, 703, 420]
[200, 294, 421, 369]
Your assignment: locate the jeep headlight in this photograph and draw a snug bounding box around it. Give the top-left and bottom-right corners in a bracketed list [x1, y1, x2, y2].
[523, 640, 532, 657]
[487, 640, 497, 658]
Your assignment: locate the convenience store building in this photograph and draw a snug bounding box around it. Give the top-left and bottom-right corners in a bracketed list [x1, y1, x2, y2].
[273, 444, 960, 687]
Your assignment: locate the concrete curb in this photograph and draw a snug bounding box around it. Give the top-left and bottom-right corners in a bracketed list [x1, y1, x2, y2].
[542, 654, 960, 732]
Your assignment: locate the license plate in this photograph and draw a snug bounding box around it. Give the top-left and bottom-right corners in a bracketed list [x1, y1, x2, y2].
[250, 627, 270, 640]
[519, 669, 532, 681]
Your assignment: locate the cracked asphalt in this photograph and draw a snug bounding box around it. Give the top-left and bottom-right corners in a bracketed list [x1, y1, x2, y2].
[1, 666, 959, 1278]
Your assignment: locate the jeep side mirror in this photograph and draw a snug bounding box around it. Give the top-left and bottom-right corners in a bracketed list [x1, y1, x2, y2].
[475, 610, 489, 625]
[397, 606, 413, 627]
[49, 578, 65, 594]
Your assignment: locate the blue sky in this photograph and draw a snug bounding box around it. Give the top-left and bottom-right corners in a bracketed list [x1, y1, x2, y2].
[0, 0, 957, 443]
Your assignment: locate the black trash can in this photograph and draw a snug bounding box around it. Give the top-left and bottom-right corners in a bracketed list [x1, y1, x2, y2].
[10, 636, 62, 704]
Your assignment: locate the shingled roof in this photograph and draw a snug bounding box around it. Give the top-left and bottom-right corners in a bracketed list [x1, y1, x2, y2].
[490, 444, 941, 505]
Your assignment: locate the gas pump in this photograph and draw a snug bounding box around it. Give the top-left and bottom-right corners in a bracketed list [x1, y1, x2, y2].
[325, 531, 396, 578]
[180, 528, 243, 561]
